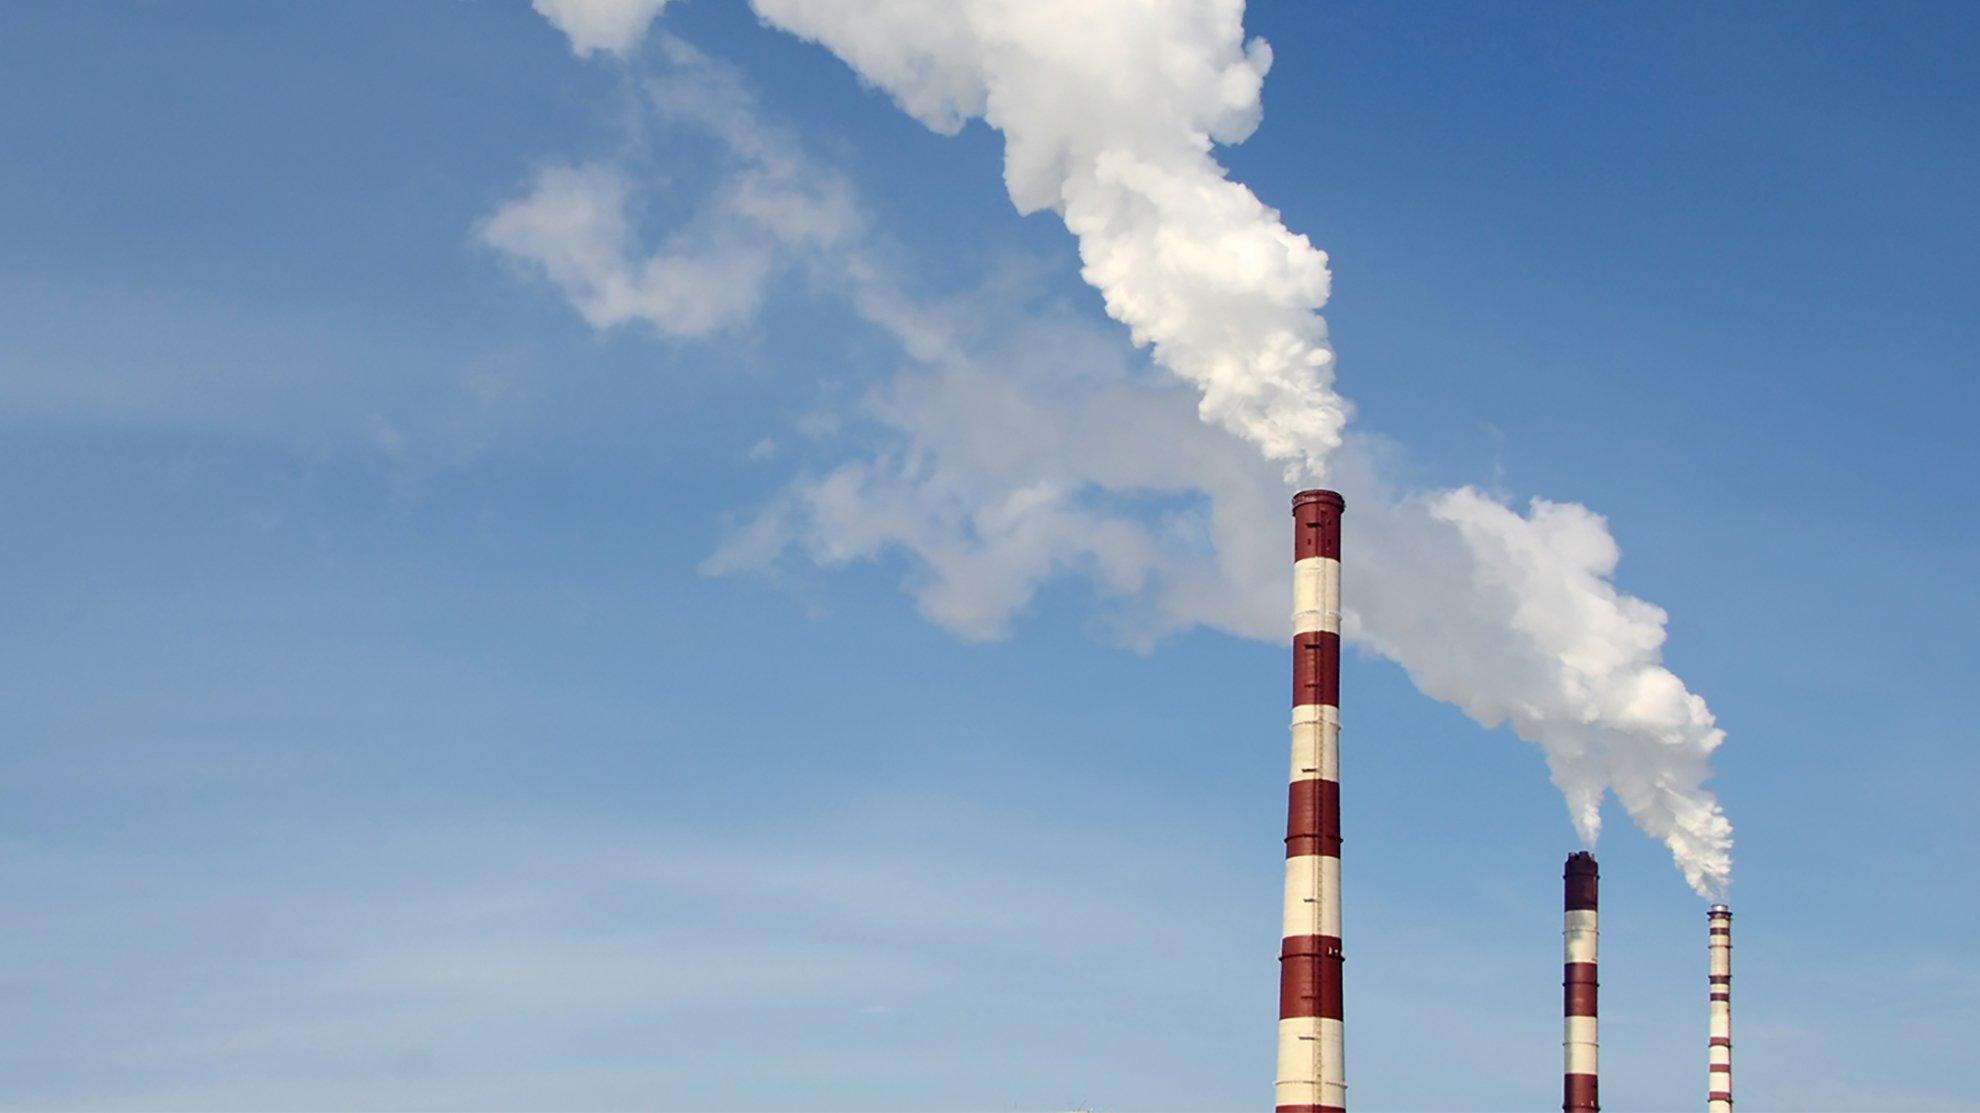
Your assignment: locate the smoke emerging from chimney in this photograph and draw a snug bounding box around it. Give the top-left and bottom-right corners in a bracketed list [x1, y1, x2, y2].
[754, 0, 1346, 478]
[519, 1, 1733, 896]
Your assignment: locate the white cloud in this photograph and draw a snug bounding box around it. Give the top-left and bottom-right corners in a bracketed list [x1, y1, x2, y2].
[478, 39, 861, 340]
[532, 0, 672, 59]
[702, 283, 1290, 647]
[479, 163, 780, 338]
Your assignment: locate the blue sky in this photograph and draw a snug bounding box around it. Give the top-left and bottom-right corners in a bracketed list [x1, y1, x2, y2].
[2, 2, 1976, 1109]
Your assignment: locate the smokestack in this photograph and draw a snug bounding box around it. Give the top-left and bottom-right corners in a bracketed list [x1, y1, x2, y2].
[1278, 489, 1346, 1113]
[1564, 852, 1599, 1112]
[1708, 905, 1733, 1111]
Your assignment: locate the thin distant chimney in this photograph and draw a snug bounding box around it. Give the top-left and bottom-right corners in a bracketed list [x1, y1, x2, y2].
[1278, 489, 1346, 1113]
[1708, 905, 1733, 1111]
[1563, 852, 1599, 1113]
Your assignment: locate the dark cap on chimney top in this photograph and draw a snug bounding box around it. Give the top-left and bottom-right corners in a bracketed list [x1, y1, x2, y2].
[1565, 851, 1599, 910]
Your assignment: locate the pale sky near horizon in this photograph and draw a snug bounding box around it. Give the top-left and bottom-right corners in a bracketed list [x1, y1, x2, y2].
[2, 3, 1977, 1110]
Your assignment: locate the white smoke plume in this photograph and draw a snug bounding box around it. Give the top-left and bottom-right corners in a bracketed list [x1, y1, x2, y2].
[753, 0, 1346, 477]
[1344, 481, 1732, 894]
[511, 3, 1732, 896]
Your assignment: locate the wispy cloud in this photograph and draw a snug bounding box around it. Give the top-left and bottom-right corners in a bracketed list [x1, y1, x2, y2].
[478, 38, 860, 341]
[0, 803, 1212, 1109]
[532, 0, 674, 60]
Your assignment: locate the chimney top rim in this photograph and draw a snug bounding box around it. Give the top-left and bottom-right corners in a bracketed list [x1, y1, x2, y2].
[1292, 489, 1345, 511]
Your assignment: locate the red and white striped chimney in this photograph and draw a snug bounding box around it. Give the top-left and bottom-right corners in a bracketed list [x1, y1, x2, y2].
[1563, 851, 1599, 1113]
[1278, 489, 1346, 1113]
[1708, 904, 1733, 1111]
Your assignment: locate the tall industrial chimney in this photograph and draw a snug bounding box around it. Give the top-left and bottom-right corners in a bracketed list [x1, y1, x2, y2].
[1708, 904, 1733, 1111]
[1563, 852, 1599, 1113]
[1278, 489, 1346, 1113]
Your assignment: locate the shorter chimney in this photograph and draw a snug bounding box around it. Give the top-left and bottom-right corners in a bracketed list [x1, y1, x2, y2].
[1563, 852, 1599, 1112]
[1708, 904, 1733, 1111]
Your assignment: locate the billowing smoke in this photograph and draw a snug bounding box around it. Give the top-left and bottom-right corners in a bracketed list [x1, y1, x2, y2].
[1344, 481, 1732, 895]
[508, 1, 1731, 896]
[754, 0, 1346, 478]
